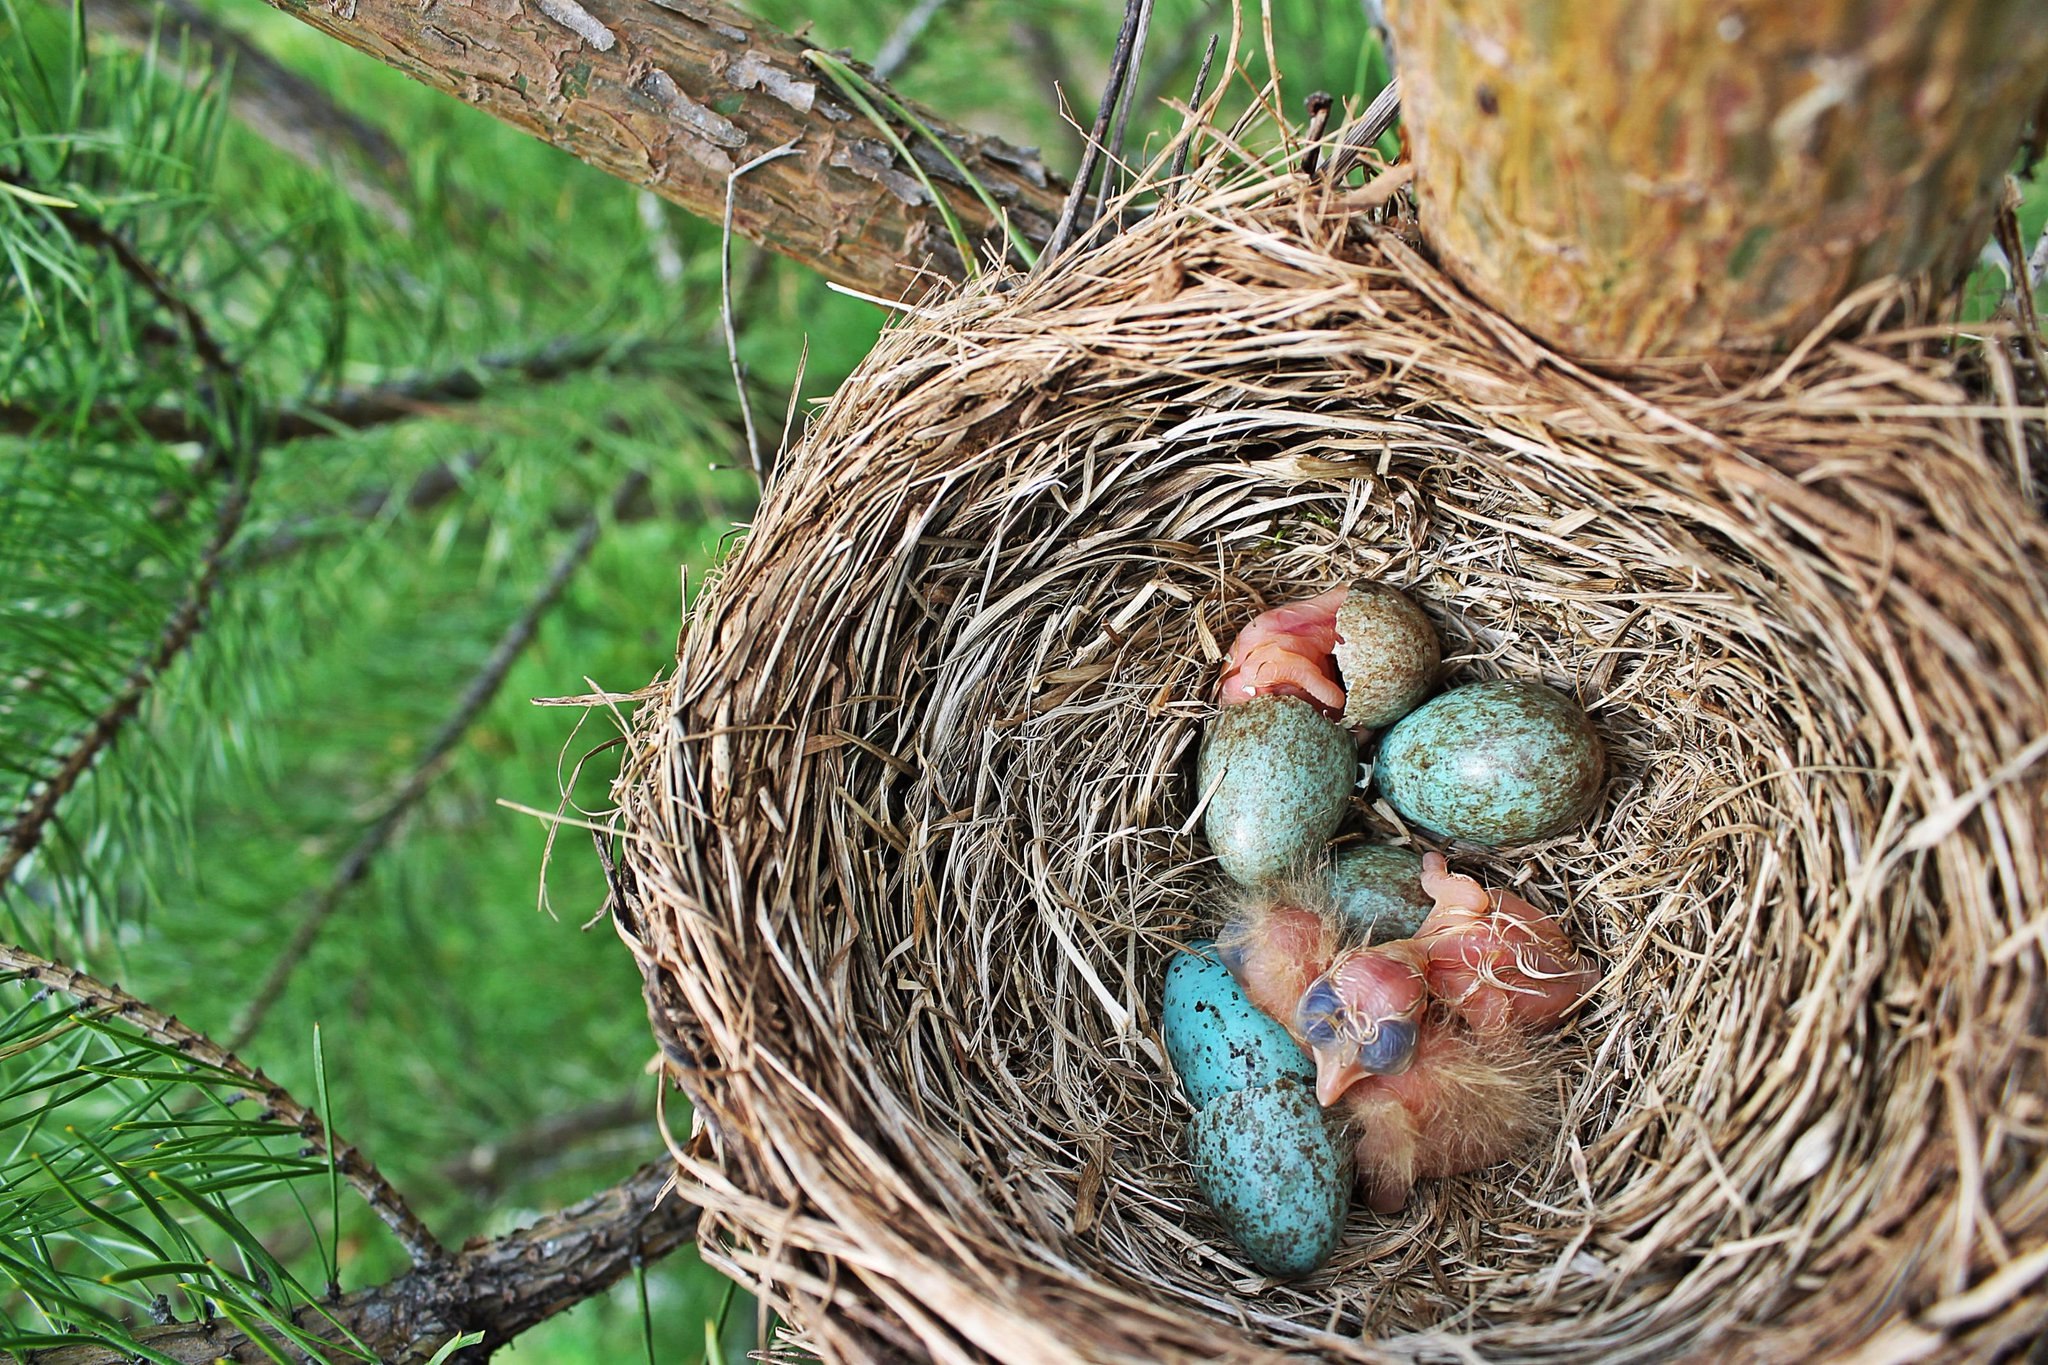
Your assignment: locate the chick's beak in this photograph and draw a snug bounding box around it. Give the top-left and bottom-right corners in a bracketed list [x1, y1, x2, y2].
[1313, 1044, 1369, 1108]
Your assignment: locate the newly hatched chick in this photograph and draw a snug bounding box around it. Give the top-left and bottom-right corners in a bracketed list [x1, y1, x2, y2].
[1216, 586, 1347, 715]
[1230, 856, 1594, 1212]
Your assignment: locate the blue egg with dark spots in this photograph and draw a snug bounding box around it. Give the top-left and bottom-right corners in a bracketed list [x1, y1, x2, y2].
[1162, 943, 1312, 1109]
[1187, 1078, 1348, 1277]
[1198, 695, 1357, 884]
[1374, 680, 1605, 846]
[1326, 844, 1431, 941]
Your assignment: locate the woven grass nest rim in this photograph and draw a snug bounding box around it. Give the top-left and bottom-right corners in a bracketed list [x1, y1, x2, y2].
[605, 150, 2048, 1364]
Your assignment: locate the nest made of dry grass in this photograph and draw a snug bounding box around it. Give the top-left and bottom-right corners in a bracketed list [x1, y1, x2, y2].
[605, 147, 2048, 1363]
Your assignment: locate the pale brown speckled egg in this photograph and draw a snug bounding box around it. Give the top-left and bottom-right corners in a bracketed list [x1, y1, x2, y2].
[1333, 583, 1440, 730]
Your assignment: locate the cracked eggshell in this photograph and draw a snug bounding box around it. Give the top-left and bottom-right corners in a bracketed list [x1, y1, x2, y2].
[1374, 680, 1605, 846]
[1187, 1078, 1349, 1277]
[1163, 942, 1314, 1110]
[1327, 844, 1432, 941]
[1198, 695, 1357, 885]
[1333, 583, 1440, 730]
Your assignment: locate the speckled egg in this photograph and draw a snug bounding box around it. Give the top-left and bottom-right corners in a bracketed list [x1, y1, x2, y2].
[1326, 844, 1432, 941]
[1198, 695, 1357, 884]
[1333, 583, 1440, 730]
[1187, 1078, 1349, 1277]
[1162, 942, 1313, 1109]
[1374, 680, 1605, 846]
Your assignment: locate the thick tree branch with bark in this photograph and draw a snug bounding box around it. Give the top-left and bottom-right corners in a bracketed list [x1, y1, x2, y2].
[250, 0, 1066, 294]
[23, 1160, 697, 1365]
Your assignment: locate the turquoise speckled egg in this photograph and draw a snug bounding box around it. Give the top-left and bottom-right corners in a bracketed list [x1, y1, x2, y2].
[1333, 583, 1440, 730]
[1374, 680, 1605, 846]
[1327, 844, 1432, 941]
[1198, 695, 1357, 884]
[1162, 943, 1313, 1109]
[1187, 1078, 1349, 1277]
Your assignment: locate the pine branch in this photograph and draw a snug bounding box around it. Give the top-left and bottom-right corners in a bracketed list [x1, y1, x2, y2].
[0, 459, 253, 889]
[61, 0, 415, 229]
[227, 472, 651, 1051]
[5, 170, 236, 378]
[0, 943, 445, 1267]
[245, 0, 1065, 292]
[21, 1160, 694, 1365]
[0, 334, 661, 446]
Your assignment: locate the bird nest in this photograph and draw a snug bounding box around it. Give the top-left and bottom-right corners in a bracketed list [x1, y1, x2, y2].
[606, 159, 2048, 1362]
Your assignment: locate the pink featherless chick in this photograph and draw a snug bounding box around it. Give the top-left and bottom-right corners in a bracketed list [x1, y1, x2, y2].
[1215, 586, 1347, 715]
[1292, 853, 1597, 1212]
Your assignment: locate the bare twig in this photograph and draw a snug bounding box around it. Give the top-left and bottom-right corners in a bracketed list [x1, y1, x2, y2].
[1994, 178, 2048, 400]
[438, 1089, 650, 1192]
[1092, 0, 1155, 223]
[1, 334, 656, 447]
[0, 943, 445, 1266]
[1165, 35, 1220, 190]
[227, 472, 650, 1051]
[1038, 0, 1149, 269]
[0, 462, 253, 889]
[1319, 77, 1403, 184]
[1299, 90, 1334, 176]
[22, 1160, 695, 1364]
[724, 143, 803, 484]
[872, 0, 952, 82]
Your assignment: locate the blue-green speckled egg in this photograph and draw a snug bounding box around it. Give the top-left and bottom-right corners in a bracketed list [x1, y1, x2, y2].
[1374, 680, 1604, 846]
[1327, 844, 1431, 941]
[1187, 1078, 1349, 1277]
[1162, 942, 1313, 1109]
[1198, 695, 1356, 884]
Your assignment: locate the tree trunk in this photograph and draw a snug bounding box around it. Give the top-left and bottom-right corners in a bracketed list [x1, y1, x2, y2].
[1384, 0, 2048, 357]
[252, 0, 1066, 295]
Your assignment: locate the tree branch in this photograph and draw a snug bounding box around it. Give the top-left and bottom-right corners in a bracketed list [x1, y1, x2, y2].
[0, 449, 252, 889]
[0, 943, 445, 1266]
[248, 0, 1065, 293]
[0, 333, 658, 447]
[227, 472, 651, 1051]
[22, 1159, 695, 1365]
[438, 1089, 650, 1192]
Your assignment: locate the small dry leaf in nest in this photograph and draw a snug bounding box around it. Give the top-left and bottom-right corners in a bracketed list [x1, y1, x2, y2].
[607, 163, 2048, 1363]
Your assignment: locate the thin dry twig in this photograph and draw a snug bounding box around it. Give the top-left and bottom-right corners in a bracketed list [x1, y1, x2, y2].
[1038, 0, 1149, 269]
[1165, 35, 1220, 190]
[723, 143, 802, 485]
[0, 943, 445, 1265]
[228, 472, 650, 1051]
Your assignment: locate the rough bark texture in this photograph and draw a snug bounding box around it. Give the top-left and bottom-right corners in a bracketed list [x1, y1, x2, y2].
[254, 0, 1064, 294]
[1385, 0, 2048, 357]
[24, 1161, 697, 1365]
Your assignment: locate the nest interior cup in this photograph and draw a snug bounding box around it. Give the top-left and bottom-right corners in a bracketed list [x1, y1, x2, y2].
[610, 178, 2048, 1362]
